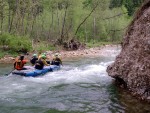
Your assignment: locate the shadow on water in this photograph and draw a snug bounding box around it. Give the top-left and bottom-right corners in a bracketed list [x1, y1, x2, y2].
[107, 82, 150, 113]
[0, 64, 12, 76]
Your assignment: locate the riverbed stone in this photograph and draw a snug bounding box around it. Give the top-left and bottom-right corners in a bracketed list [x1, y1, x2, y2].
[107, 0, 150, 101]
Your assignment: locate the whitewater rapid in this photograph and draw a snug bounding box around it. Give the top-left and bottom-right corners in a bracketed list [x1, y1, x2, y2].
[0, 46, 124, 113]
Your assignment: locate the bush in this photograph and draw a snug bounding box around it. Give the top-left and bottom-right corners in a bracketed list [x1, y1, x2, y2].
[0, 33, 32, 54]
[0, 34, 11, 48]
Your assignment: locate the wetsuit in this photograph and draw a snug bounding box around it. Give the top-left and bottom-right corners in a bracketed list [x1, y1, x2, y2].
[30, 56, 38, 66]
[35, 58, 49, 70]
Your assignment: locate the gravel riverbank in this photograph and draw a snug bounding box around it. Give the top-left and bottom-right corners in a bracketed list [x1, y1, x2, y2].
[0, 45, 120, 63]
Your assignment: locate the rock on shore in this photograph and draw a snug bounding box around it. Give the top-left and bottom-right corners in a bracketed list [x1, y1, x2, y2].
[107, 0, 150, 101]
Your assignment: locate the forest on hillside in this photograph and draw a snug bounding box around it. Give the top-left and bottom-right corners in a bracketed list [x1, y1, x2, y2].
[0, 0, 143, 55]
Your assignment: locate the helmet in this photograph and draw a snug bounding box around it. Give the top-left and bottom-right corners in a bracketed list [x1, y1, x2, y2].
[41, 54, 46, 59]
[19, 55, 24, 60]
[43, 53, 46, 55]
[33, 54, 37, 57]
[55, 53, 59, 57]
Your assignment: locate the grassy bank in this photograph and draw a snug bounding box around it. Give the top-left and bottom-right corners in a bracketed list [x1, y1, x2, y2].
[0, 33, 121, 58]
[0, 41, 120, 59]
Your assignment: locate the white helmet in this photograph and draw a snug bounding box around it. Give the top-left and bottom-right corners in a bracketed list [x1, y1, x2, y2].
[55, 53, 59, 57]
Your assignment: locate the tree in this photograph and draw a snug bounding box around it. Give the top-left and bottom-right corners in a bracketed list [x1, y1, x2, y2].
[7, 0, 16, 33]
[109, 0, 144, 16]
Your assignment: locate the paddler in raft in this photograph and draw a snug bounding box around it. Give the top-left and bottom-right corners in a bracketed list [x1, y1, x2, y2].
[30, 54, 38, 66]
[35, 54, 50, 70]
[51, 53, 63, 66]
[14, 55, 28, 70]
[38, 52, 50, 64]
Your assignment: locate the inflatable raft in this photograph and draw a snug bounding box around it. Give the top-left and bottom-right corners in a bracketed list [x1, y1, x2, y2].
[12, 65, 60, 77]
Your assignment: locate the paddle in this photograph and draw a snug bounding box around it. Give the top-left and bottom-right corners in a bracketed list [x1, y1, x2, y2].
[4, 69, 14, 76]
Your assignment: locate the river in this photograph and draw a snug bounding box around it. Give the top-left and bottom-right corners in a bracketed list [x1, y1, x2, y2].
[0, 47, 150, 113]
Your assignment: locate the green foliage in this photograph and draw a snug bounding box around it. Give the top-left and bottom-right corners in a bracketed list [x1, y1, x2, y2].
[10, 35, 32, 53]
[76, 1, 131, 43]
[0, 33, 32, 53]
[82, 0, 93, 8]
[0, 34, 11, 46]
[109, 0, 143, 16]
[0, 50, 7, 58]
[86, 41, 113, 48]
[0, 49, 18, 58]
[0, 0, 135, 52]
[102, 7, 131, 41]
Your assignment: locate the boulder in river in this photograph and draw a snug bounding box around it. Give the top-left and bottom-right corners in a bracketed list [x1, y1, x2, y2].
[107, 0, 150, 101]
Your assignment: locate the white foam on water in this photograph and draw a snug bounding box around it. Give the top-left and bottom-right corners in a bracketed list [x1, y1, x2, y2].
[1, 62, 110, 98]
[99, 45, 121, 57]
[0, 47, 118, 98]
[23, 61, 113, 86]
[0, 46, 122, 109]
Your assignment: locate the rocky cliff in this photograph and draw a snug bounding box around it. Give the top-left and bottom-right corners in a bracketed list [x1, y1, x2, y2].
[107, 0, 150, 101]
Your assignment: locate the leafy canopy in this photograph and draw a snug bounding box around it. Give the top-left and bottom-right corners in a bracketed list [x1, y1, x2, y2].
[109, 0, 143, 16]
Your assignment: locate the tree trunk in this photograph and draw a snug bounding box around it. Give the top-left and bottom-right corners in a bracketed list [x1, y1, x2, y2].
[25, 13, 30, 35]
[60, 6, 68, 43]
[84, 22, 87, 42]
[21, 0, 25, 35]
[41, 14, 44, 38]
[14, 0, 20, 34]
[21, 14, 25, 35]
[93, 17, 96, 44]
[0, 0, 4, 33]
[48, 8, 54, 39]
[8, 4, 11, 33]
[57, 3, 60, 35]
[30, 16, 36, 37]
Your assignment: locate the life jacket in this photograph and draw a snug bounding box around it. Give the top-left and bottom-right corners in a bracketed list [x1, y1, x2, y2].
[14, 59, 26, 70]
[30, 57, 38, 65]
[35, 59, 44, 70]
[38, 54, 42, 60]
[55, 57, 61, 62]
[51, 57, 62, 66]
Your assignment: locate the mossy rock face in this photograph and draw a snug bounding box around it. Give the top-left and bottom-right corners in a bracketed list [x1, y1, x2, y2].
[107, 0, 150, 101]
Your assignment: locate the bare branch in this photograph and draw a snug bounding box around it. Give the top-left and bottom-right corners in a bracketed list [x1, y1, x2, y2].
[103, 12, 128, 20]
[75, 3, 99, 36]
